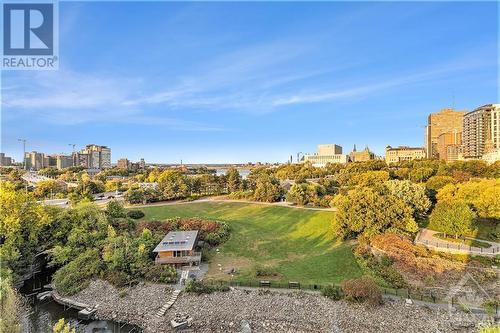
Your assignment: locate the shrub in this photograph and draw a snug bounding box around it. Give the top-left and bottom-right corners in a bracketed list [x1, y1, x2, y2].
[228, 190, 254, 200]
[342, 276, 382, 306]
[144, 264, 177, 284]
[255, 266, 279, 277]
[185, 281, 229, 294]
[321, 285, 342, 300]
[53, 249, 103, 295]
[127, 210, 145, 219]
[105, 271, 132, 288]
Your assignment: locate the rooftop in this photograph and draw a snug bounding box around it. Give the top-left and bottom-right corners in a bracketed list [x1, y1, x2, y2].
[153, 230, 199, 252]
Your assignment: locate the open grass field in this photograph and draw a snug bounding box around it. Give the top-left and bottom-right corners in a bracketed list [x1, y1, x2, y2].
[138, 201, 362, 285]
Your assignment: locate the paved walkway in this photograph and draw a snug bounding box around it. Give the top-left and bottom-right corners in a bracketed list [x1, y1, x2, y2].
[415, 228, 500, 256]
[129, 197, 337, 212]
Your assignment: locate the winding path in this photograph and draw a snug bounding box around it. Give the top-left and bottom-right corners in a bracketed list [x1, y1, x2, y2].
[415, 228, 500, 256]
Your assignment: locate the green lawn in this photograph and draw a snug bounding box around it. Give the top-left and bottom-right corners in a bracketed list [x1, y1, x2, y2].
[426, 217, 499, 242]
[138, 202, 362, 285]
[434, 233, 492, 248]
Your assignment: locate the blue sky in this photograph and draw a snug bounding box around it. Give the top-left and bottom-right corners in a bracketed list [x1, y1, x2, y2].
[1, 1, 498, 163]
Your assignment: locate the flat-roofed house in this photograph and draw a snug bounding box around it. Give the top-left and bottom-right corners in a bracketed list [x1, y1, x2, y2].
[153, 230, 201, 267]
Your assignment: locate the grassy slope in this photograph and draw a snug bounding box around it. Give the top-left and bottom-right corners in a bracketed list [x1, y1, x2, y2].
[139, 202, 362, 285]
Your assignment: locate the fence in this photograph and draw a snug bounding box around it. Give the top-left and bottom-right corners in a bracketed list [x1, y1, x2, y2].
[203, 279, 499, 315]
[416, 238, 500, 256]
[204, 280, 441, 304]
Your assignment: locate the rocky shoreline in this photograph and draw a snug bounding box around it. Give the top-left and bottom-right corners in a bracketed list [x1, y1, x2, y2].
[67, 280, 494, 332]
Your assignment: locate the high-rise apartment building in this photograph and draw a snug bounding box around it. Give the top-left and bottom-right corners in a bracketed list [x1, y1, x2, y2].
[56, 155, 74, 169]
[77, 144, 112, 169]
[385, 146, 426, 164]
[24, 151, 45, 170]
[0, 153, 13, 166]
[462, 104, 500, 159]
[425, 108, 465, 159]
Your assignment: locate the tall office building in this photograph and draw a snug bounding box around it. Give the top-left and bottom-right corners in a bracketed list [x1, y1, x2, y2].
[436, 131, 462, 161]
[462, 104, 500, 159]
[425, 108, 465, 159]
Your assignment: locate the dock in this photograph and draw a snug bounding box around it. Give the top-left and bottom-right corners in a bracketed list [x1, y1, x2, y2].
[52, 291, 97, 320]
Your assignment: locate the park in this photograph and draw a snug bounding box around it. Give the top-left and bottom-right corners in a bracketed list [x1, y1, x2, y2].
[138, 201, 363, 285]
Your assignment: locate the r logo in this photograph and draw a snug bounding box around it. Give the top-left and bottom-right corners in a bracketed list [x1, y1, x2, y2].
[3, 3, 53, 55]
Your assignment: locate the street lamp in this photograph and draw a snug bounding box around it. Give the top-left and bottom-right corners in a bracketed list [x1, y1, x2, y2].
[18, 139, 27, 170]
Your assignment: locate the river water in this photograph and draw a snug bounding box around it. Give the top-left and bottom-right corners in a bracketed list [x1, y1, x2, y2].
[216, 168, 250, 179]
[19, 269, 141, 333]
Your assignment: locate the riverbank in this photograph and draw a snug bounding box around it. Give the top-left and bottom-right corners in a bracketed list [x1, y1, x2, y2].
[68, 279, 171, 331]
[61, 279, 494, 332]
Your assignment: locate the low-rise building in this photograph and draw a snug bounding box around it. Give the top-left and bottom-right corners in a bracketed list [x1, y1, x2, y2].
[349, 145, 375, 162]
[385, 146, 426, 164]
[482, 149, 500, 164]
[153, 230, 201, 267]
[303, 144, 348, 167]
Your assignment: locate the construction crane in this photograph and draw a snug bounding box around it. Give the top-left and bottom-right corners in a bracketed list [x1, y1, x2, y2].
[18, 139, 27, 170]
[68, 143, 76, 154]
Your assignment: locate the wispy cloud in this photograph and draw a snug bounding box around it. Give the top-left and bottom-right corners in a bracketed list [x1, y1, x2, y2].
[2, 37, 495, 126]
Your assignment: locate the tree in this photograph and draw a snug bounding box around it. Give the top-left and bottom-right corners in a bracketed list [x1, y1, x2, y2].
[253, 174, 283, 203]
[157, 170, 189, 199]
[409, 167, 434, 183]
[286, 182, 326, 206]
[53, 318, 76, 333]
[124, 187, 146, 204]
[332, 186, 417, 239]
[348, 170, 390, 187]
[105, 200, 126, 218]
[429, 201, 475, 238]
[0, 183, 51, 277]
[436, 179, 500, 219]
[33, 180, 66, 199]
[385, 180, 431, 219]
[226, 167, 242, 193]
[425, 176, 455, 192]
[0, 270, 22, 333]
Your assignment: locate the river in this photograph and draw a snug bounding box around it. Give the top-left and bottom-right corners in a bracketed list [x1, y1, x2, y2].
[216, 168, 250, 179]
[19, 269, 141, 333]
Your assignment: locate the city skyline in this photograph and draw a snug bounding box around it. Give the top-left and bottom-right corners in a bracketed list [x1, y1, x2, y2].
[1, 2, 499, 163]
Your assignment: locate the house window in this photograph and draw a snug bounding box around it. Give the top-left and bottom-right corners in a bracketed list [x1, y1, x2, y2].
[173, 250, 188, 257]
